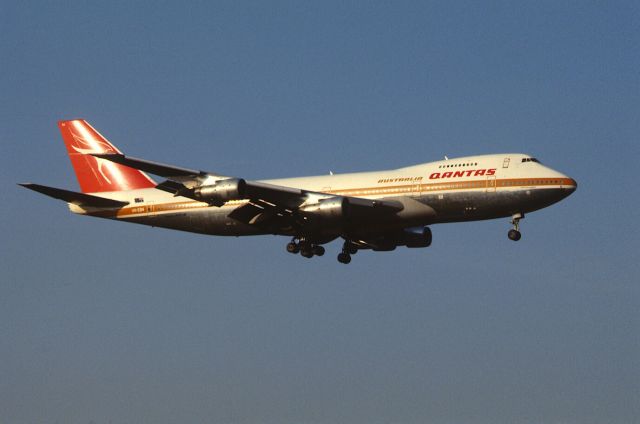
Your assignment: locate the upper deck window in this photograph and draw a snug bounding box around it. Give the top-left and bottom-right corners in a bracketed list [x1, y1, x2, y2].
[438, 162, 479, 169]
[521, 157, 540, 163]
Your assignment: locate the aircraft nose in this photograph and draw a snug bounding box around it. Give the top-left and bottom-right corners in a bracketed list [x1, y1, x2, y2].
[562, 177, 577, 197]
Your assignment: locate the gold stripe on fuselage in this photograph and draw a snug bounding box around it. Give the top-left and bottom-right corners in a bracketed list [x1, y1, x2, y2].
[86, 177, 576, 219]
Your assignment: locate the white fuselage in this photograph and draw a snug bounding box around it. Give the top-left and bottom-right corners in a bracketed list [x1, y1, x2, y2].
[72, 153, 576, 238]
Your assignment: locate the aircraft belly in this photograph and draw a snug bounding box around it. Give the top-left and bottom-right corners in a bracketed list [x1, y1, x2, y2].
[425, 187, 573, 223]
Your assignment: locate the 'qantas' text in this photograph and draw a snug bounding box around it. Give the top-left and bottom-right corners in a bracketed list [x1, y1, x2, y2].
[429, 168, 496, 179]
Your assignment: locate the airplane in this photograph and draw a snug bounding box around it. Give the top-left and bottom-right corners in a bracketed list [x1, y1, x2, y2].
[20, 119, 577, 264]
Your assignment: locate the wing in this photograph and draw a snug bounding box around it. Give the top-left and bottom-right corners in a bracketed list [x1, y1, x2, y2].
[92, 153, 308, 208]
[91, 153, 210, 181]
[93, 153, 404, 229]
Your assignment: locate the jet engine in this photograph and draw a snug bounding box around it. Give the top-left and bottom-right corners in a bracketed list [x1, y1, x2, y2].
[400, 226, 432, 248]
[299, 197, 348, 230]
[369, 226, 433, 250]
[193, 178, 247, 206]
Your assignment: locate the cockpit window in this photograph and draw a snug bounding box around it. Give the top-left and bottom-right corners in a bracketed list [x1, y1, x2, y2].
[521, 157, 540, 163]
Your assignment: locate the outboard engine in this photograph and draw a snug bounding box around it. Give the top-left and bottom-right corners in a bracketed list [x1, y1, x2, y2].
[193, 178, 246, 206]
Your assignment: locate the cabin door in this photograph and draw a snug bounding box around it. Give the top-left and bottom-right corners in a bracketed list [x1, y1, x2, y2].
[486, 176, 497, 192]
[413, 182, 422, 197]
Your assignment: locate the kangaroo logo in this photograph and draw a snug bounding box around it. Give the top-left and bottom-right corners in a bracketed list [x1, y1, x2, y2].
[69, 132, 116, 154]
[69, 132, 117, 185]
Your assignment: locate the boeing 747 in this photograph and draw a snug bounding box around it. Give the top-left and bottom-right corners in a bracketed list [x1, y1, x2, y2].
[21, 119, 577, 264]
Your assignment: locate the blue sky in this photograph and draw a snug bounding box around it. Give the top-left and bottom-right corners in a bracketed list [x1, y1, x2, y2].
[1, 1, 638, 423]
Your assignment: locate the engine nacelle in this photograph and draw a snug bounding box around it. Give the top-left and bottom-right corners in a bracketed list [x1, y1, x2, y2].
[193, 178, 246, 206]
[299, 197, 348, 229]
[401, 226, 432, 248]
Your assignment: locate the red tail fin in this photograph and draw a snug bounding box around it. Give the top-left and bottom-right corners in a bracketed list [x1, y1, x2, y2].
[58, 119, 156, 193]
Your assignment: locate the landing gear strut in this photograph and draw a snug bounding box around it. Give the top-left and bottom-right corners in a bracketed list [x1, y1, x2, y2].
[508, 213, 523, 241]
[337, 240, 357, 264]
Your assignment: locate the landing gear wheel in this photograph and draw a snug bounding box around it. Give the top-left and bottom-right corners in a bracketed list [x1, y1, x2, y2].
[287, 237, 325, 259]
[508, 229, 521, 241]
[299, 238, 316, 258]
[343, 241, 358, 255]
[337, 252, 351, 264]
[286, 242, 300, 254]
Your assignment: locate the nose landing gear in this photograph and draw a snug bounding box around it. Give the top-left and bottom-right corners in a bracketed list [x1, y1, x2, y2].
[508, 229, 521, 241]
[508, 213, 523, 241]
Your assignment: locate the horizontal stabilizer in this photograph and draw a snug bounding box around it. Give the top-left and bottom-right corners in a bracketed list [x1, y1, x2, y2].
[19, 183, 129, 208]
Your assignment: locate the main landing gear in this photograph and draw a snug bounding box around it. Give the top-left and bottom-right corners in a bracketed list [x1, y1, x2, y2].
[287, 237, 357, 263]
[508, 213, 523, 241]
[337, 241, 358, 264]
[286, 237, 325, 258]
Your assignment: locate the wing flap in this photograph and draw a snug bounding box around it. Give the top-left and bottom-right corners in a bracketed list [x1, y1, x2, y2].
[155, 179, 192, 196]
[228, 202, 266, 224]
[19, 183, 129, 208]
[245, 181, 306, 209]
